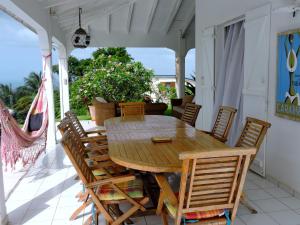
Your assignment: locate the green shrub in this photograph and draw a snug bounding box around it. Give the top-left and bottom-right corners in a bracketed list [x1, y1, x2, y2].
[70, 53, 154, 107]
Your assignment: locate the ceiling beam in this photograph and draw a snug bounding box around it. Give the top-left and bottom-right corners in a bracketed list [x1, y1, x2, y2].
[144, 0, 158, 34]
[126, 2, 134, 33]
[44, 0, 74, 9]
[58, 0, 131, 25]
[107, 14, 111, 34]
[164, 0, 182, 34]
[181, 7, 195, 38]
[55, 0, 106, 17]
[59, 0, 131, 30]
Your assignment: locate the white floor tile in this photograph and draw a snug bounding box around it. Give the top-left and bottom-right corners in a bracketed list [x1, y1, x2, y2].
[268, 210, 300, 225]
[252, 179, 276, 189]
[145, 215, 163, 225]
[234, 217, 247, 225]
[237, 201, 263, 215]
[239, 213, 279, 225]
[21, 207, 56, 224]
[253, 198, 289, 213]
[265, 187, 292, 198]
[246, 189, 273, 201]
[244, 181, 260, 190]
[278, 197, 300, 210]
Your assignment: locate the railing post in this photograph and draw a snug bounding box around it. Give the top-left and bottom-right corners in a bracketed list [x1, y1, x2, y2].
[176, 31, 186, 98]
[58, 46, 70, 119]
[38, 31, 56, 148]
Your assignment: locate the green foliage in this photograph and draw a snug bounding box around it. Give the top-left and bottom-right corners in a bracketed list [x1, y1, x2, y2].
[70, 48, 154, 108]
[156, 84, 177, 103]
[13, 95, 34, 124]
[54, 90, 60, 119]
[0, 84, 15, 108]
[185, 74, 196, 95]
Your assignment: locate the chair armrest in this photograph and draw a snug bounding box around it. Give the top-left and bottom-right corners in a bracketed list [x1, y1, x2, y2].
[85, 175, 136, 188]
[90, 160, 115, 170]
[81, 136, 107, 143]
[85, 144, 108, 152]
[171, 99, 183, 108]
[88, 154, 111, 162]
[86, 130, 106, 135]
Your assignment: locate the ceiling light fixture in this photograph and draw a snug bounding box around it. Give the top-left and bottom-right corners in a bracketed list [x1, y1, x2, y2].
[72, 8, 90, 48]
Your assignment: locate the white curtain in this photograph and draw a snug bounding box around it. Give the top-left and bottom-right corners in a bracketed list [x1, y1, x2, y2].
[213, 21, 245, 146]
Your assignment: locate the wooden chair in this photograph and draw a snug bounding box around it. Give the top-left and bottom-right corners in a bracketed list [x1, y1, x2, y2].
[57, 117, 109, 161]
[65, 111, 107, 141]
[156, 148, 256, 225]
[207, 106, 237, 143]
[61, 130, 149, 225]
[235, 117, 271, 214]
[181, 103, 201, 127]
[119, 102, 145, 119]
[61, 114, 108, 147]
[58, 118, 130, 223]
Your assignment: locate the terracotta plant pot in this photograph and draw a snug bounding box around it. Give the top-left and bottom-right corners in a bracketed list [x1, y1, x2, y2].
[88, 105, 96, 121]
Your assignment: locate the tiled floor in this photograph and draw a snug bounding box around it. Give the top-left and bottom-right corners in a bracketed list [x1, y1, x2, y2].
[4, 122, 300, 225]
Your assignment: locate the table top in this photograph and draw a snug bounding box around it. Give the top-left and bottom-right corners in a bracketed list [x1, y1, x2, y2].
[105, 115, 229, 173]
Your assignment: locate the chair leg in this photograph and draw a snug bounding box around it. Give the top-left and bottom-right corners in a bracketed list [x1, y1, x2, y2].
[70, 198, 92, 220]
[241, 195, 258, 214]
[161, 211, 169, 225]
[111, 197, 149, 225]
[83, 215, 92, 225]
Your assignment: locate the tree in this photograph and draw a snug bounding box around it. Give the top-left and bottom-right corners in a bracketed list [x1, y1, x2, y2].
[0, 84, 15, 108]
[70, 48, 154, 109]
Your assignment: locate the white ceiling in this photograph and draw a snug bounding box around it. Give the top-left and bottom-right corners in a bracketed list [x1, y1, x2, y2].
[36, 0, 195, 50]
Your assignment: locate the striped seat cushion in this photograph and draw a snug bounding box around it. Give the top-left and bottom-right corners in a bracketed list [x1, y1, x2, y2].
[98, 179, 144, 201]
[165, 201, 225, 220]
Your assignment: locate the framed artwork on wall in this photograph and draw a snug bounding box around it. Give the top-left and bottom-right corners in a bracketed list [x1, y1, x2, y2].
[276, 29, 300, 121]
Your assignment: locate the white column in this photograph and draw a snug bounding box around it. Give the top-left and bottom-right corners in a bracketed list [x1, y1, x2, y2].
[175, 33, 186, 99]
[58, 46, 70, 119]
[0, 160, 7, 225]
[38, 31, 56, 148]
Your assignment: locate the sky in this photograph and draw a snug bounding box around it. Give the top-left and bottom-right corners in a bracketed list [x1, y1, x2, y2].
[0, 11, 195, 88]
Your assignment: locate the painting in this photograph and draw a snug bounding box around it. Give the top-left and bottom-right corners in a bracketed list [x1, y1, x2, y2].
[276, 30, 300, 121]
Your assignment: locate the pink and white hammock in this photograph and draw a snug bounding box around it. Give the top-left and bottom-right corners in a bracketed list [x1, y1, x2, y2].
[0, 58, 49, 168]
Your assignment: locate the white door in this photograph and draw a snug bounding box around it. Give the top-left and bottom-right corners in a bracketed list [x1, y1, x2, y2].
[196, 27, 215, 130]
[243, 5, 271, 176]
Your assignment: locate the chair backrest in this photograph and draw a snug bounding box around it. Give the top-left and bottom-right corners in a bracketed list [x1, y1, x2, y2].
[181, 103, 201, 127]
[119, 102, 145, 119]
[57, 118, 87, 156]
[57, 117, 71, 135]
[211, 106, 237, 143]
[61, 130, 96, 185]
[235, 117, 271, 162]
[65, 111, 86, 138]
[176, 148, 256, 224]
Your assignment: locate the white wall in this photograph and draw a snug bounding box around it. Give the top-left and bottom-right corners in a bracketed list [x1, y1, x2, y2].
[196, 0, 300, 192]
[266, 9, 300, 193]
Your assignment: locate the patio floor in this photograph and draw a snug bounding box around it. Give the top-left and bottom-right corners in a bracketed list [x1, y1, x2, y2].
[4, 121, 300, 225]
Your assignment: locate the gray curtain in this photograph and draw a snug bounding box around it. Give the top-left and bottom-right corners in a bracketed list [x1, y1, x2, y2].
[213, 21, 245, 146]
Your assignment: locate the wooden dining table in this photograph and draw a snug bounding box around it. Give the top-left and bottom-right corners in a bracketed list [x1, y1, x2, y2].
[105, 115, 230, 173]
[104, 115, 232, 212]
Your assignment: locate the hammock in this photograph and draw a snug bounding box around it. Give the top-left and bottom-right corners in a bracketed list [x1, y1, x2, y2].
[0, 55, 50, 168]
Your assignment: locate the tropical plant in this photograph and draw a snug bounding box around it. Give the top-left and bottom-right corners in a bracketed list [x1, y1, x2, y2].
[157, 83, 177, 104]
[70, 49, 154, 109]
[185, 74, 196, 95]
[13, 95, 34, 124]
[0, 84, 15, 108]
